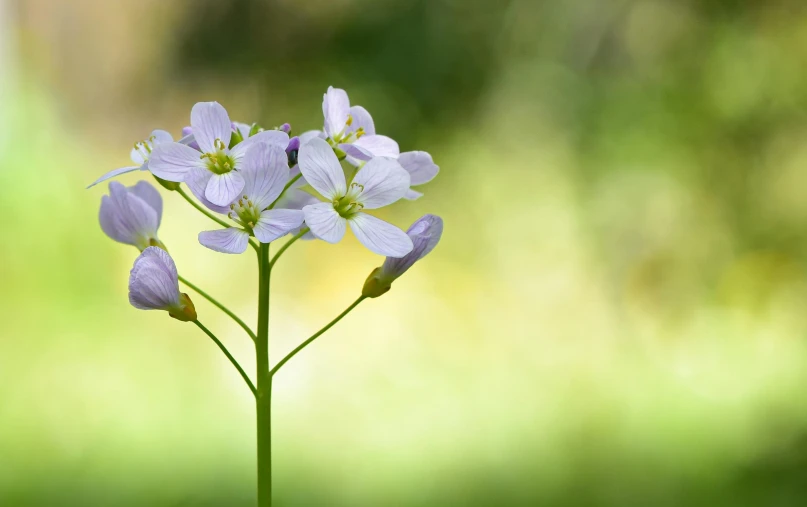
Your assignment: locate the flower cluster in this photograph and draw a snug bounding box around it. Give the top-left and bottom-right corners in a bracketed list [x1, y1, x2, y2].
[91, 87, 443, 316]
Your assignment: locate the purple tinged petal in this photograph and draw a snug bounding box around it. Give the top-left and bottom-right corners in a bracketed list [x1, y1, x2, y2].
[149, 142, 205, 182]
[303, 202, 346, 244]
[323, 86, 350, 139]
[279, 123, 291, 134]
[403, 188, 424, 200]
[151, 129, 173, 145]
[253, 209, 305, 243]
[128, 181, 163, 228]
[398, 151, 439, 186]
[352, 135, 399, 158]
[198, 228, 251, 254]
[205, 171, 246, 207]
[191, 101, 232, 153]
[299, 130, 326, 146]
[339, 143, 372, 162]
[298, 138, 347, 200]
[100, 182, 160, 248]
[231, 130, 290, 160]
[182, 126, 193, 137]
[240, 143, 289, 209]
[286, 136, 300, 154]
[380, 214, 443, 279]
[352, 157, 410, 209]
[348, 213, 413, 257]
[186, 167, 229, 213]
[128, 247, 181, 310]
[86, 165, 141, 189]
[347, 105, 375, 136]
[275, 188, 318, 210]
[232, 121, 251, 139]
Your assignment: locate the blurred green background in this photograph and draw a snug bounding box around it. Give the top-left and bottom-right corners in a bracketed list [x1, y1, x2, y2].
[4, 0, 807, 505]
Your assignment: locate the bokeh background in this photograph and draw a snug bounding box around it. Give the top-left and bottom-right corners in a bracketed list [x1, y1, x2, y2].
[4, 0, 807, 505]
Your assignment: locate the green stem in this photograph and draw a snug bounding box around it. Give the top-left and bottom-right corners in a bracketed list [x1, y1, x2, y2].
[256, 243, 273, 507]
[192, 320, 256, 397]
[270, 296, 366, 376]
[268, 173, 302, 210]
[179, 275, 257, 342]
[177, 185, 259, 252]
[269, 228, 309, 270]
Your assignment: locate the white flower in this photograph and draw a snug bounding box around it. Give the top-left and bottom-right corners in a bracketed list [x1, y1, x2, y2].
[149, 102, 289, 207]
[398, 151, 440, 200]
[87, 130, 173, 188]
[298, 138, 413, 257]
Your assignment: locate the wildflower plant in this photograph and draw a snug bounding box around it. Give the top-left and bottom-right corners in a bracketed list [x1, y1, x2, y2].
[88, 88, 443, 507]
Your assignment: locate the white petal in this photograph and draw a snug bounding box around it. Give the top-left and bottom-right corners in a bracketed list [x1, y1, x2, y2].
[348, 213, 413, 257]
[275, 188, 319, 210]
[149, 142, 205, 182]
[101, 182, 159, 247]
[231, 129, 290, 160]
[191, 101, 232, 153]
[198, 228, 250, 254]
[130, 146, 149, 165]
[205, 171, 246, 207]
[239, 143, 289, 209]
[129, 249, 181, 310]
[298, 137, 346, 200]
[352, 135, 399, 158]
[185, 167, 229, 214]
[340, 143, 373, 163]
[150, 129, 174, 145]
[86, 165, 141, 189]
[323, 86, 350, 139]
[299, 130, 325, 146]
[253, 209, 305, 243]
[398, 151, 439, 186]
[128, 181, 163, 227]
[352, 157, 410, 209]
[403, 188, 424, 200]
[347, 105, 375, 136]
[303, 203, 346, 244]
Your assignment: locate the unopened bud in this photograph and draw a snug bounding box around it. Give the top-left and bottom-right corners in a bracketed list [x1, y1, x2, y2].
[169, 293, 197, 322]
[361, 267, 392, 298]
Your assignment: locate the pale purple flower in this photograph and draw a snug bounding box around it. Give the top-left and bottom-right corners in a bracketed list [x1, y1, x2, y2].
[298, 138, 413, 257]
[128, 247, 197, 321]
[99, 181, 163, 250]
[197, 143, 305, 254]
[398, 151, 440, 200]
[87, 130, 173, 188]
[149, 102, 289, 207]
[308, 86, 399, 166]
[362, 214, 444, 297]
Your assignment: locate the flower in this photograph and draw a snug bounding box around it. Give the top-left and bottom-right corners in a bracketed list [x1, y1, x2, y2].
[87, 130, 173, 188]
[149, 102, 289, 207]
[99, 181, 164, 251]
[301, 86, 399, 165]
[398, 151, 439, 200]
[197, 143, 305, 254]
[298, 137, 413, 257]
[362, 214, 444, 298]
[128, 247, 196, 321]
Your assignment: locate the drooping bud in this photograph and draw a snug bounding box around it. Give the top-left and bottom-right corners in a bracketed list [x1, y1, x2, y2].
[361, 214, 444, 298]
[129, 247, 196, 322]
[169, 293, 198, 322]
[279, 123, 291, 134]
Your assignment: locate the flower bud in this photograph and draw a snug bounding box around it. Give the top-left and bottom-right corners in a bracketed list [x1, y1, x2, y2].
[279, 123, 291, 134]
[361, 214, 443, 298]
[129, 247, 196, 322]
[169, 293, 198, 322]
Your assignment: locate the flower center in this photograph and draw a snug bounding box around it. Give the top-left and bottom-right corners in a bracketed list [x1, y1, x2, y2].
[330, 114, 366, 144]
[228, 195, 262, 230]
[333, 183, 365, 218]
[200, 139, 235, 175]
[133, 135, 157, 161]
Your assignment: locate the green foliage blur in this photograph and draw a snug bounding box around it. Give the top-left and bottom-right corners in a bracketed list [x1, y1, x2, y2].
[3, 0, 807, 505]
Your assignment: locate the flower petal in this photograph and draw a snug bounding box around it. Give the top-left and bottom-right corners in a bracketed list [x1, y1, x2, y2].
[403, 188, 424, 200]
[198, 228, 250, 254]
[352, 135, 399, 158]
[303, 202, 346, 244]
[347, 105, 375, 136]
[191, 101, 232, 153]
[323, 86, 351, 139]
[231, 129, 290, 160]
[100, 181, 160, 247]
[240, 143, 289, 209]
[151, 129, 174, 145]
[299, 130, 326, 146]
[128, 247, 181, 310]
[298, 137, 346, 200]
[128, 181, 163, 228]
[352, 157, 410, 209]
[149, 142, 205, 182]
[339, 143, 373, 162]
[185, 167, 229, 213]
[275, 188, 319, 210]
[398, 151, 439, 186]
[348, 213, 413, 257]
[86, 165, 141, 189]
[205, 171, 246, 207]
[380, 214, 444, 280]
[253, 209, 305, 243]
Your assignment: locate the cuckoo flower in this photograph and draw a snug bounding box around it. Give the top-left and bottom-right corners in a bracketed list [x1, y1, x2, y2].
[197, 143, 305, 254]
[305, 86, 399, 165]
[362, 214, 444, 297]
[149, 102, 289, 207]
[299, 138, 413, 257]
[128, 247, 196, 321]
[87, 130, 173, 188]
[99, 181, 164, 251]
[398, 151, 440, 200]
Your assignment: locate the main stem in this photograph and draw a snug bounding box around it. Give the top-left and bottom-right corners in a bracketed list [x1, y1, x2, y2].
[256, 243, 272, 507]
